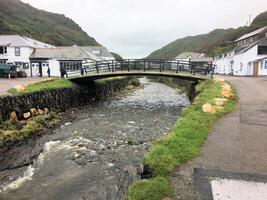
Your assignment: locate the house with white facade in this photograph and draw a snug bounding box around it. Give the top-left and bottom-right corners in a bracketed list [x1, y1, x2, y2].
[214, 26, 267, 76]
[0, 35, 115, 77]
[174, 52, 213, 69]
[30, 45, 100, 77]
[0, 35, 54, 76]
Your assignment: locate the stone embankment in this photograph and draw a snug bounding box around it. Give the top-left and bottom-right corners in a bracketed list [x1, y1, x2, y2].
[0, 78, 132, 124]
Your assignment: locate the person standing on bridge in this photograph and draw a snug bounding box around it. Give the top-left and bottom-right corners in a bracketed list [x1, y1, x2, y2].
[81, 67, 84, 76]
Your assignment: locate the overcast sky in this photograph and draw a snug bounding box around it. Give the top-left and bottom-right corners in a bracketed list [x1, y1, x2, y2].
[21, 0, 267, 58]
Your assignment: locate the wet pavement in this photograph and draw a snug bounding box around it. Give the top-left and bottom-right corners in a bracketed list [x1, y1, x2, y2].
[0, 78, 189, 200]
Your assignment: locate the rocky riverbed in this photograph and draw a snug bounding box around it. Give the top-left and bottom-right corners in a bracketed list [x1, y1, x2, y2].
[0, 78, 190, 200]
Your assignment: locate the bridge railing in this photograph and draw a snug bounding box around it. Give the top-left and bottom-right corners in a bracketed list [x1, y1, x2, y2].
[65, 59, 215, 78]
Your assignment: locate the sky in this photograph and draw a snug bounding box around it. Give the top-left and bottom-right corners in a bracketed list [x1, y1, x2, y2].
[21, 0, 267, 58]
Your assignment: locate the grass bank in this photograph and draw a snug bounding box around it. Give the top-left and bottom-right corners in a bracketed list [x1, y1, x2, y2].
[7, 79, 74, 94]
[0, 112, 60, 146]
[127, 79, 237, 200]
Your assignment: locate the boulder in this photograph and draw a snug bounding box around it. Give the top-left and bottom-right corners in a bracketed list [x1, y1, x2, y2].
[9, 111, 18, 123]
[214, 78, 225, 84]
[37, 109, 44, 115]
[202, 103, 216, 114]
[23, 112, 31, 119]
[30, 108, 38, 116]
[221, 83, 232, 91]
[14, 85, 26, 93]
[221, 89, 234, 99]
[44, 108, 49, 114]
[214, 98, 228, 106]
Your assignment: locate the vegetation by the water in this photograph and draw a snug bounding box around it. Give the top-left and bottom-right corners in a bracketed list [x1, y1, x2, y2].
[7, 79, 74, 94]
[0, 113, 60, 146]
[127, 177, 174, 200]
[127, 79, 237, 200]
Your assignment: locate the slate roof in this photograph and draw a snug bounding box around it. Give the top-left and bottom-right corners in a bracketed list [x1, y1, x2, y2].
[30, 45, 102, 61]
[175, 52, 202, 59]
[235, 37, 267, 54]
[235, 26, 267, 42]
[191, 57, 213, 62]
[0, 35, 54, 48]
[79, 46, 114, 58]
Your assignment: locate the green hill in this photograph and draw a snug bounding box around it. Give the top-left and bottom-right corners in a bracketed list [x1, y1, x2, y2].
[148, 11, 267, 59]
[0, 0, 99, 46]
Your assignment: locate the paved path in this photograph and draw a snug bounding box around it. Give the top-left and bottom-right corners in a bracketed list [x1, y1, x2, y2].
[171, 76, 267, 200]
[0, 77, 46, 95]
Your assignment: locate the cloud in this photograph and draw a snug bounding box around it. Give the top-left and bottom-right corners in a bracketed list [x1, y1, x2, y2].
[21, 0, 267, 58]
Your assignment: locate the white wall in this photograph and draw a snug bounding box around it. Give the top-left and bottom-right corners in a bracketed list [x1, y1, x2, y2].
[258, 59, 267, 76]
[233, 45, 267, 76]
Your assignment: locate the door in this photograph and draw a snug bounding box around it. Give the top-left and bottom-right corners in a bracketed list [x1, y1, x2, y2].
[253, 62, 259, 77]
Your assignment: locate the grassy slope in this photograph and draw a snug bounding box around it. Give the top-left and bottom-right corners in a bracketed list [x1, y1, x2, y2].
[127, 79, 237, 200]
[147, 10, 267, 59]
[7, 79, 74, 94]
[0, 113, 60, 146]
[0, 0, 99, 46]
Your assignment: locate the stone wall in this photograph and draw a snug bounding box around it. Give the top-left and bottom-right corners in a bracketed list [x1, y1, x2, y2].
[0, 78, 132, 124]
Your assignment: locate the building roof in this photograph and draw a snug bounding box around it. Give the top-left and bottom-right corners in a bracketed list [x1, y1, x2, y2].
[30, 45, 103, 61]
[235, 37, 267, 55]
[79, 46, 114, 58]
[175, 52, 202, 59]
[191, 57, 213, 62]
[235, 26, 267, 42]
[0, 35, 54, 48]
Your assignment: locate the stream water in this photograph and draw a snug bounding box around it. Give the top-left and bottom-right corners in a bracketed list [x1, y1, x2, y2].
[0, 78, 190, 200]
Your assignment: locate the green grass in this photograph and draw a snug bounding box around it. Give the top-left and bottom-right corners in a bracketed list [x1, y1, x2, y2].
[0, 113, 60, 146]
[127, 177, 174, 200]
[7, 79, 74, 94]
[127, 79, 237, 199]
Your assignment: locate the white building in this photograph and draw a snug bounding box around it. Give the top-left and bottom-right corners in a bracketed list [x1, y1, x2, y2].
[30, 45, 115, 77]
[0, 35, 54, 75]
[174, 52, 213, 70]
[214, 26, 267, 76]
[0, 35, 115, 77]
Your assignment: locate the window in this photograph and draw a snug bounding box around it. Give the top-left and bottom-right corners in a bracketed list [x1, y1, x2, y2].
[15, 47, 21, 56]
[92, 49, 101, 55]
[264, 60, 267, 70]
[258, 46, 267, 55]
[0, 46, 7, 54]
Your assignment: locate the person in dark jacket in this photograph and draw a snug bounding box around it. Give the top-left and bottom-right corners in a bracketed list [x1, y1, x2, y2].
[47, 67, 51, 77]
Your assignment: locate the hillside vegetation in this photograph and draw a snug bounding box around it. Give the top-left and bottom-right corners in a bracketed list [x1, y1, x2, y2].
[0, 0, 99, 46]
[148, 10, 267, 59]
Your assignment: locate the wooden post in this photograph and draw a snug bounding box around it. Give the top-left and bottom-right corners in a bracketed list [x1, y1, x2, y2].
[148, 61, 151, 70]
[162, 61, 165, 71]
[128, 59, 130, 71]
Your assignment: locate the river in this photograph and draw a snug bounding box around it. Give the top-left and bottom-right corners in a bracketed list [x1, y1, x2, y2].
[0, 78, 189, 200]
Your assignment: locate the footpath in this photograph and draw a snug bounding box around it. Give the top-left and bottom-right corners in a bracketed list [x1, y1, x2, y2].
[171, 76, 267, 200]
